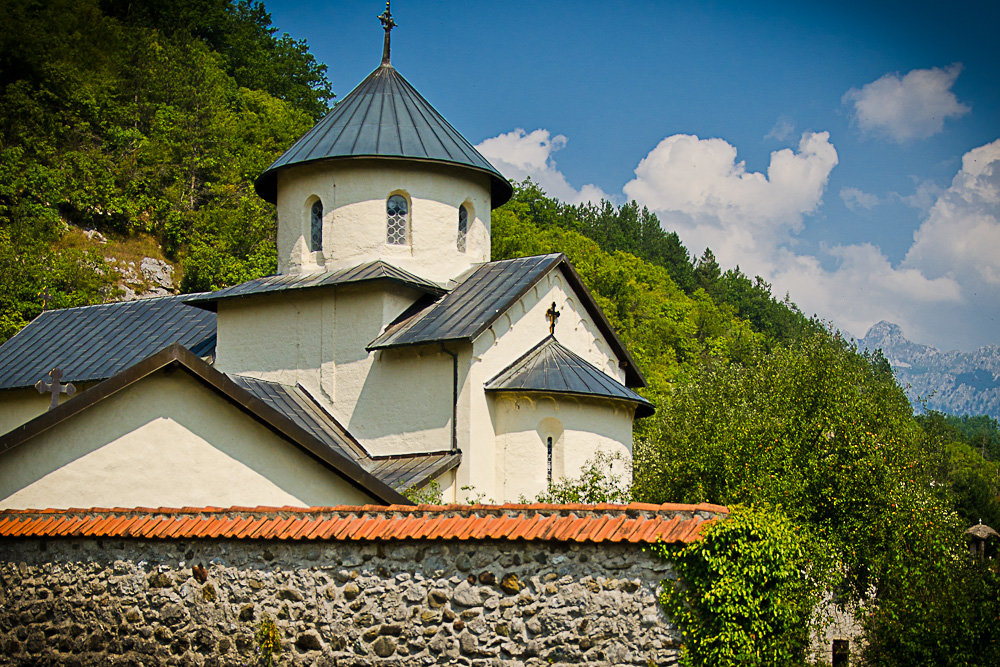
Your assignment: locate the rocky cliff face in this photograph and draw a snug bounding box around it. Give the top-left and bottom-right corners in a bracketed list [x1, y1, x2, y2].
[858, 321, 1000, 419]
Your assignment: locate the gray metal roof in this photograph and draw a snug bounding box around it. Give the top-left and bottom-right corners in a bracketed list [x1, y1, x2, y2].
[0, 295, 216, 390]
[368, 253, 647, 387]
[369, 253, 562, 350]
[254, 63, 513, 208]
[230, 374, 459, 491]
[184, 260, 445, 312]
[485, 336, 654, 418]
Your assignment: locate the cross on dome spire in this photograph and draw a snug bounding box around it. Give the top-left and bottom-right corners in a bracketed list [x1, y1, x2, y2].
[378, 1, 397, 65]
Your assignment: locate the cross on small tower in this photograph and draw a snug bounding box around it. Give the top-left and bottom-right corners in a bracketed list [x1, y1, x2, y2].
[35, 367, 76, 410]
[545, 302, 560, 335]
[378, 1, 397, 65]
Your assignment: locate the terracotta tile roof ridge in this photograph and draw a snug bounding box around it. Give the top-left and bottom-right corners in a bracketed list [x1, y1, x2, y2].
[0, 502, 728, 545]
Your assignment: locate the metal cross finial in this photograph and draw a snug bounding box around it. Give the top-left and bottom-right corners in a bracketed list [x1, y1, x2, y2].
[35, 367, 76, 410]
[545, 302, 561, 335]
[378, 1, 396, 65]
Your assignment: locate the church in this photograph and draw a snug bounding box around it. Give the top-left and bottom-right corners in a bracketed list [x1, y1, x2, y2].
[0, 7, 652, 510]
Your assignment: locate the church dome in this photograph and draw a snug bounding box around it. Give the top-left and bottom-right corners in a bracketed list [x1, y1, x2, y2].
[254, 63, 513, 208]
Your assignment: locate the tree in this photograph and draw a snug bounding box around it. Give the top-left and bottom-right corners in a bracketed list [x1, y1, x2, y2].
[633, 333, 937, 600]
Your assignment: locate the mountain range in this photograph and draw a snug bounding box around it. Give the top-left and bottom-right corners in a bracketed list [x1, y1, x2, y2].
[857, 321, 1000, 419]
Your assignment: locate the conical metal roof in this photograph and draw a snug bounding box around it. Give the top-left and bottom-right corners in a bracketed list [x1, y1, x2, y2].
[485, 336, 655, 418]
[255, 63, 512, 207]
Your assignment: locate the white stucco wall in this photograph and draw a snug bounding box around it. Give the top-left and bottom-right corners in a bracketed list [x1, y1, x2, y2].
[490, 393, 634, 502]
[0, 389, 51, 437]
[276, 159, 492, 284]
[453, 267, 635, 502]
[0, 371, 377, 509]
[214, 283, 454, 456]
[0, 384, 98, 437]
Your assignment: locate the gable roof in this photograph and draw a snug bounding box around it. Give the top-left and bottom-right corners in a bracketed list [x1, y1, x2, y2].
[229, 374, 460, 491]
[368, 254, 646, 387]
[184, 259, 445, 312]
[0, 344, 409, 505]
[0, 502, 729, 544]
[254, 63, 512, 208]
[0, 295, 216, 390]
[485, 336, 654, 418]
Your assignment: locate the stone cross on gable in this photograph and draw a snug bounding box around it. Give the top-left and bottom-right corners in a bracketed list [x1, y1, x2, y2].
[546, 302, 560, 335]
[35, 368, 76, 410]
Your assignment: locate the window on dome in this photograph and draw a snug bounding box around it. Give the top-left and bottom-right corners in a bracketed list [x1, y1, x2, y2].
[310, 199, 323, 252]
[386, 194, 408, 245]
[457, 204, 469, 252]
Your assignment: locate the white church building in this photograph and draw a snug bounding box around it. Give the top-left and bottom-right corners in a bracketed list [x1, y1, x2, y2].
[0, 12, 652, 510]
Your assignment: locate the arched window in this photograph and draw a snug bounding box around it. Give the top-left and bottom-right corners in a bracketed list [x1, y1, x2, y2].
[386, 194, 408, 245]
[457, 204, 469, 252]
[310, 200, 323, 252]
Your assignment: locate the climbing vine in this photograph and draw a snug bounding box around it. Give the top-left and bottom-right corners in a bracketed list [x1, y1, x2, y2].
[654, 506, 830, 667]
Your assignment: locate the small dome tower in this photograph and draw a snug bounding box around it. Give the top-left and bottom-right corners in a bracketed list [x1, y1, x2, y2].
[255, 3, 512, 283]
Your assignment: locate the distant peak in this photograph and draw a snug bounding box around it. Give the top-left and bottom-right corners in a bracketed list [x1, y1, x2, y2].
[865, 320, 903, 337]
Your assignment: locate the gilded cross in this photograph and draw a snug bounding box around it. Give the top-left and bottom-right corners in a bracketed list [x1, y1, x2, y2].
[545, 302, 560, 335]
[35, 367, 76, 410]
[378, 1, 396, 65]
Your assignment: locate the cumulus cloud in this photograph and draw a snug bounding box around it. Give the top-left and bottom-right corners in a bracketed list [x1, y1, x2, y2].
[904, 139, 1000, 285]
[478, 124, 998, 349]
[475, 129, 608, 204]
[768, 244, 961, 342]
[769, 140, 1000, 349]
[621, 132, 838, 264]
[843, 64, 970, 142]
[840, 187, 880, 211]
[765, 116, 795, 142]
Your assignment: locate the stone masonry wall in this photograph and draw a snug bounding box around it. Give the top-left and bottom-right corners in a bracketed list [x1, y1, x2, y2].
[0, 536, 681, 666]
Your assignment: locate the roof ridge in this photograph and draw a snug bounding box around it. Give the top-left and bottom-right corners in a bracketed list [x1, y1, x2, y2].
[0, 502, 729, 517]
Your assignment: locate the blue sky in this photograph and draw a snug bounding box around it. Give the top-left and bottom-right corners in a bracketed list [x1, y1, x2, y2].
[265, 0, 1000, 352]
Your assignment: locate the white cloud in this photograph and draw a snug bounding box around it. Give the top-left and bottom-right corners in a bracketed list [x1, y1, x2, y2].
[843, 64, 970, 142]
[760, 140, 1000, 349]
[765, 116, 795, 142]
[621, 132, 838, 263]
[903, 139, 1000, 285]
[768, 244, 961, 343]
[479, 124, 999, 350]
[840, 187, 880, 211]
[475, 129, 608, 204]
[895, 178, 944, 211]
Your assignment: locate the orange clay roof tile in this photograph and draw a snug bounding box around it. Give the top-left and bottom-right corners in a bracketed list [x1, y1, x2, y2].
[0, 503, 727, 545]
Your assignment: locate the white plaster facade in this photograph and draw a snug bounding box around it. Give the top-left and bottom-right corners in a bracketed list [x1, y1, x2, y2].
[276, 160, 491, 283]
[0, 371, 377, 509]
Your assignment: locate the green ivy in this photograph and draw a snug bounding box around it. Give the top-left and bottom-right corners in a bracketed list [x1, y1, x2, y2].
[654, 506, 830, 667]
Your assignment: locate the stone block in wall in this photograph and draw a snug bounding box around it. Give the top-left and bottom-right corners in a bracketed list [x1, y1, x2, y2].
[0, 537, 683, 665]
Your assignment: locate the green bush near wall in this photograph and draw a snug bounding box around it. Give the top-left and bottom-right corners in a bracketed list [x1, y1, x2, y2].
[655, 506, 829, 667]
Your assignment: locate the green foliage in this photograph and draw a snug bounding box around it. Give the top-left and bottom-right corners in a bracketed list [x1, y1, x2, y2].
[655, 506, 827, 667]
[633, 332, 935, 600]
[532, 451, 632, 504]
[253, 614, 280, 666]
[861, 517, 1000, 665]
[916, 411, 1000, 527]
[0, 0, 320, 342]
[403, 479, 444, 505]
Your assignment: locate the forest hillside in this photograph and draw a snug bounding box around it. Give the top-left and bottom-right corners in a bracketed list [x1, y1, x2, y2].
[2, 1, 998, 663]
